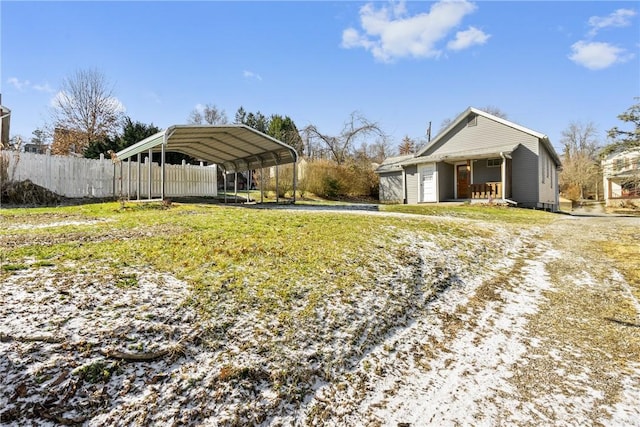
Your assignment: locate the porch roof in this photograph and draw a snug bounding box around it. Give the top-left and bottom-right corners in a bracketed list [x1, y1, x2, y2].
[375, 154, 414, 173]
[398, 143, 520, 167]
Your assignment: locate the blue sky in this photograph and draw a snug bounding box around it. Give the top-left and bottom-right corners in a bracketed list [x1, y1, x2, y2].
[1, 1, 639, 153]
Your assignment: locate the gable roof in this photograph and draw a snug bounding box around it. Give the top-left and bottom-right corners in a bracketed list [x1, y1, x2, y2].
[115, 124, 298, 172]
[415, 107, 561, 166]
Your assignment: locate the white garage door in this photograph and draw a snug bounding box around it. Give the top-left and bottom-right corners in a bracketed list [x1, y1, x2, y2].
[419, 163, 437, 202]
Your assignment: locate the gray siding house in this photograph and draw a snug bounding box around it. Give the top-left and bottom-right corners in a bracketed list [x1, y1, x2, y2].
[377, 107, 562, 211]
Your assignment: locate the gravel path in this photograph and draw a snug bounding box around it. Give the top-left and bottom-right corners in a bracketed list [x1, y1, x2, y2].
[298, 215, 640, 426]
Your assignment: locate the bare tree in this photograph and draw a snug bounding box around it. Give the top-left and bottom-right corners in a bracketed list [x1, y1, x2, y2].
[304, 112, 386, 165]
[559, 121, 601, 200]
[50, 68, 123, 155]
[188, 104, 228, 125]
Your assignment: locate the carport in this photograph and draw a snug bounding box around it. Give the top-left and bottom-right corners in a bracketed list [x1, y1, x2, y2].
[113, 124, 299, 203]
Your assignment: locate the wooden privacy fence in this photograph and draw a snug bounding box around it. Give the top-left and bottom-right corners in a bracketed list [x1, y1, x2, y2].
[3, 150, 217, 199]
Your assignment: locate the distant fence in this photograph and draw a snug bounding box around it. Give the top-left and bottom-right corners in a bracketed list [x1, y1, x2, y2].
[2, 150, 218, 199]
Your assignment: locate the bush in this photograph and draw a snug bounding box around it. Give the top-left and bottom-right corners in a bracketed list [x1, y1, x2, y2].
[562, 184, 582, 202]
[266, 164, 295, 198]
[302, 159, 379, 199]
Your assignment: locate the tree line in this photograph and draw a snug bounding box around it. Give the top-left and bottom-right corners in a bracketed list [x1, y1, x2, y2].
[7, 68, 639, 201]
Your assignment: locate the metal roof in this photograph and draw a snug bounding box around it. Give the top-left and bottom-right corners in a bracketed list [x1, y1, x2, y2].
[115, 124, 298, 172]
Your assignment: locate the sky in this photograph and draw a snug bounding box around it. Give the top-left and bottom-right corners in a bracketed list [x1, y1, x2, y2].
[1, 0, 639, 154]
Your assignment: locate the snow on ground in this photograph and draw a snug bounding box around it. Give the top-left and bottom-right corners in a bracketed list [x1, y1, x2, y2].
[1, 213, 639, 426]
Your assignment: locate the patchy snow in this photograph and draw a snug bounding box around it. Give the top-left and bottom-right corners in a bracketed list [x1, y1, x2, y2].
[1, 213, 639, 426]
[5, 219, 112, 230]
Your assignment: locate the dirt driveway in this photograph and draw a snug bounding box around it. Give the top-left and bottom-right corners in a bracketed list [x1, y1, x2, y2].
[301, 215, 640, 426]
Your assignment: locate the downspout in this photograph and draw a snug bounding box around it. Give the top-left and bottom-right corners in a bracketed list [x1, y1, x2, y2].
[402, 166, 407, 204]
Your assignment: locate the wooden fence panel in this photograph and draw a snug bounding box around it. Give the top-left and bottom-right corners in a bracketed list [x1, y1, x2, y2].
[3, 151, 217, 199]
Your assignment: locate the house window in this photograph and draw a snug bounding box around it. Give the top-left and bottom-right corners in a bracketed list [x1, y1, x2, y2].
[487, 158, 501, 168]
[467, 115, 477, 127]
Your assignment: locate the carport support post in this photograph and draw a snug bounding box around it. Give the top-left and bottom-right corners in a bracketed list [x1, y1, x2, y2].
[234, 172, 238, 202]
[247, 167, 252, 203]
[127, 159, 131, 200]
[275, 162, 279, 204]
[161, 139, 166, 200]
[222, 167, 227, 204]
[260, 161, 264, 204]
[292, 160, 297, 203]
[137, 153, 141, 201]
[119, 161, 123, 200]
[147, 149, 152, 200]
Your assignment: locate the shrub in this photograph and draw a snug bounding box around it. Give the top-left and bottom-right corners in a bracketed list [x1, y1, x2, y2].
[302, 159, 378, 199]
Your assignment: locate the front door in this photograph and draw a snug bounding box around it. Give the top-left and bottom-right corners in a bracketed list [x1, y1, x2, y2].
[456, 164, 470, 199]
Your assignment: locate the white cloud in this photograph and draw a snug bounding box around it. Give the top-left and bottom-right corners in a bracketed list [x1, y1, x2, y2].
[7, 77, 30, 91]
[568, 41, 634, 70]
[587, 8, 636, 37]
[342, 0, 485, 62]
[243, 70, 262, 81]
[32, 83, 54, 93]
[447, 26, 490, 51]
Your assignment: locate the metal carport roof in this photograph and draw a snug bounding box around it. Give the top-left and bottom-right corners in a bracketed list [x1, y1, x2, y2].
[113, 124, 299, 203]
[115, 124, 298, 172]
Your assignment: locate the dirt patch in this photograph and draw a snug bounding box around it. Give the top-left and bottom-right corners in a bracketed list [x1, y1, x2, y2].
[1, 180, 62, 206]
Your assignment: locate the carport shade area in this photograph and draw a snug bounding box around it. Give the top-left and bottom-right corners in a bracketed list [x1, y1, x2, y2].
[113, 124, 299, 202]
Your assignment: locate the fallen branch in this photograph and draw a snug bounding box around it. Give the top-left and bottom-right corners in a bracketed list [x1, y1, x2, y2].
[100, 326, 200, 362]
[0, 332, 64, 343]
[100, 347, 175, 362]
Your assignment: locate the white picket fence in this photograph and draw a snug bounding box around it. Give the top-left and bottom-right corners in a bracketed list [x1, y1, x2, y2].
[3, 150, 218, 199]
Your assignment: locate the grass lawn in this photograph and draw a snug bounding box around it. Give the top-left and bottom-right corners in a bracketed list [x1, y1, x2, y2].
[0, 201, 581, 424]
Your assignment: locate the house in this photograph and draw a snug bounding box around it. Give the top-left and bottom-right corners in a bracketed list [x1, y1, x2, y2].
[376, 107, 562, 211]
[602, 148, 640, 206]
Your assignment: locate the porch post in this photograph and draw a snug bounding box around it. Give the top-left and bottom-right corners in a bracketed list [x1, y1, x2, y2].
[500, 153, 506, 200]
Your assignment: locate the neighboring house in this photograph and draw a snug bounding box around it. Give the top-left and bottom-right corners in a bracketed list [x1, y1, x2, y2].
[376, 107, 562, 211]
[24, 143, 49, 154]
[602, 148, 640, 206]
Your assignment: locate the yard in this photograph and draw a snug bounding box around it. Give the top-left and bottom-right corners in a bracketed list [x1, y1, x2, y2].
[1, 202, 638, 426]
